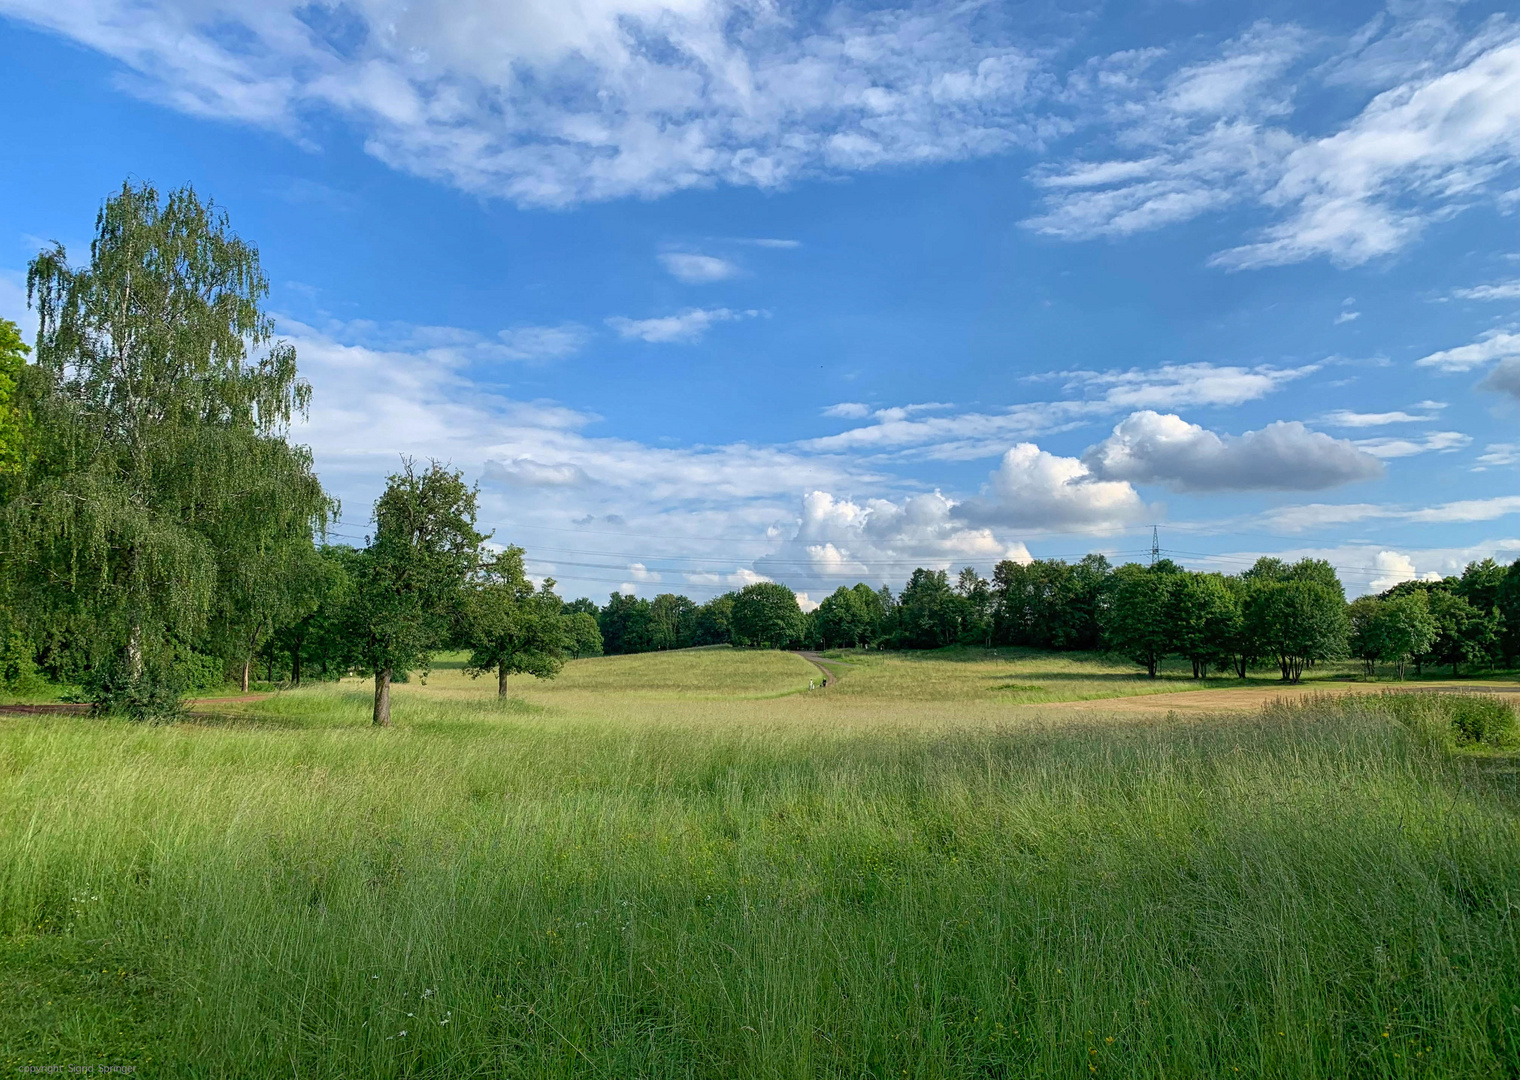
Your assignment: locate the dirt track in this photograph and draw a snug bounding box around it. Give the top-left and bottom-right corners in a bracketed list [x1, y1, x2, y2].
[1036, 680, 1520, 715]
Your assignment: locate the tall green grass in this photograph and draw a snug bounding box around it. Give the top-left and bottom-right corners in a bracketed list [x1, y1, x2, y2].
[2, 673, 1517, 1077]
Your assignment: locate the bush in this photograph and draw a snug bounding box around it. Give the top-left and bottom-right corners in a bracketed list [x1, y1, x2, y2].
[1442, 695, 1516, 747]
[0, 630, 50, 696]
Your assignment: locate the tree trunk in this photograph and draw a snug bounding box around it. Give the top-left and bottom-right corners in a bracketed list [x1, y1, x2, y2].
[267, 654, 274, 683]
[373, 668, 392, 727]
[127, 622, 144, 680]
[241, 657, 251, 694]
[291, 646, 301, 687]
[498, 660, 508, 698]
[1146, 653, 1157, 678]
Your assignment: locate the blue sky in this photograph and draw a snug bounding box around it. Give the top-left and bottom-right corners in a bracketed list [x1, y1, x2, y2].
[1, 0, 1517, 604]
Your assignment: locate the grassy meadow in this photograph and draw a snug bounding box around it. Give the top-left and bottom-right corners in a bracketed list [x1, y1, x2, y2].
[3, 647, 1519, 1077]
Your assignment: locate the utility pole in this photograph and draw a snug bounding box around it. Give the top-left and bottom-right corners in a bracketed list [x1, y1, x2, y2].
[1150, 526, 1160, 567]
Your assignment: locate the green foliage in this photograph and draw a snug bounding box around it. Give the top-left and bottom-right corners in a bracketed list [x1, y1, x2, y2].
[1444, 694, 1516, 747]
[1102, 563, 1177, 677]
[1350, 592, 1438, 679]
[599, 592, 655, 654]
[650, 592, 699, 650]
[730, 581, 806, 648]
[562, 611, 604, 658]
[0, 317, 28, 481]
[1426, 589, 1500, 676]
[0, 630, 47, 695]
[1168, 572, 1240, 678]
[460, 546, 567, 695]
[991, 554, 1111, 650]
[812, 583, 882, 648]
[344, 460, 485, 724]
[1243, 579, 1348, 683]
[3, 181, 329, 718]
[893, 568, 969, 649]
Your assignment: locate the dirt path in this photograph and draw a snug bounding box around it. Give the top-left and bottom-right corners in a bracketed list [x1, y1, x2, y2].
[794, 651, 845, 686]
[1034, 680, 1520, 715]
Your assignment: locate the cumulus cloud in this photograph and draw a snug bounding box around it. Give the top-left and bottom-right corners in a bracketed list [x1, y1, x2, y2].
[659, 252, 739, 284]
[606, 307, 761, 343]
[753, 490, 1027, 594]
[1082, 411, 1383, 492]
[1414, 329, 1520, 372]
[956, 444, 1148, 532]
[1367, 551, 1444, 594]
[1479, 357, 1520, 400]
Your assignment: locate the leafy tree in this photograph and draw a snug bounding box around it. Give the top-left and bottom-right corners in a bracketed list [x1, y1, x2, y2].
[691, 592, 736, 646]
[893, 569, 966, 649]
[731, 582, 805, 648]
[4, 181, 328, 714]
[1426, 590, 1498, 676]
[0, 318, 27, 480]
[1169, 572, 1239, 678]
[813, 585, 875, 648]
[1497, 559, 1520, 664]
[266, 545, 349, 687]
[563, 597, 599, 616]
[462, 546, 566, 696]
[599, 593, 655, 654]
[346, 460, 485, 725]
[650, 592, 698, 650]
[955, 567, 993, 645]
[1102, 563, 1177, 677]
[1347, 595, 1385, 677]
[1215, 575, 1257, 678]
[563, 612, 603, 658]
[1243, 580, 1346, 683]
[1376, 591, 1437, 680]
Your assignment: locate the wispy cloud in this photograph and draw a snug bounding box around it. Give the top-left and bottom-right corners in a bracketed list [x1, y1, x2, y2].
[1453, 280, 1520, 301]
[1319, 405, 1445, 427]
[659, 252, 740, 284]
[1414, 329, 1520, 372]
[606, 307, 761, 344]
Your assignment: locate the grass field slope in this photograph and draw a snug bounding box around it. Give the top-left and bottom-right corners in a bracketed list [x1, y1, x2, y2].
[3, 647, 1518, 1077]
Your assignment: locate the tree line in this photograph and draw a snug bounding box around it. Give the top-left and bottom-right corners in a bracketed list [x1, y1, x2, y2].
[583, 554, 1520, 683]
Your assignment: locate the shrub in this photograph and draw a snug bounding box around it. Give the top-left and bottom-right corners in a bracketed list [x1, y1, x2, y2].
[1442, 695, 1516, 747]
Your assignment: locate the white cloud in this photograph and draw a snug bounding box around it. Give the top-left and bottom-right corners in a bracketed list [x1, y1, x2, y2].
[606, 307, 760, 343]
[1414, 329, 1520, 372]
[753, 489, 1027, 593]
[1054, 362, 1316, 410]
[1026, 14, 1520, 269]
[1352, 431, 1471, 458]
[1319, 406, 1444, 426]
[1476, 443, 1520, 468]
[742, 238, 801, 249]
[494, 324, 593, 361]
[1264, 495, 1520, 533]
[956, 444, 1148, 532]
[2, 0, 1053, 207]
[1083, 411, 1383, 492]
[1334, 310, 1361, 324]
[1213, 34, 1520, 268]
[659, 252, 739, 284]
[626, 562, 662, 583]
[1366, 551, 1444, 594]
[822, 402, 872, 419]
[1453, 280, 1520, 301]
[801, 362, 1310, 460]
